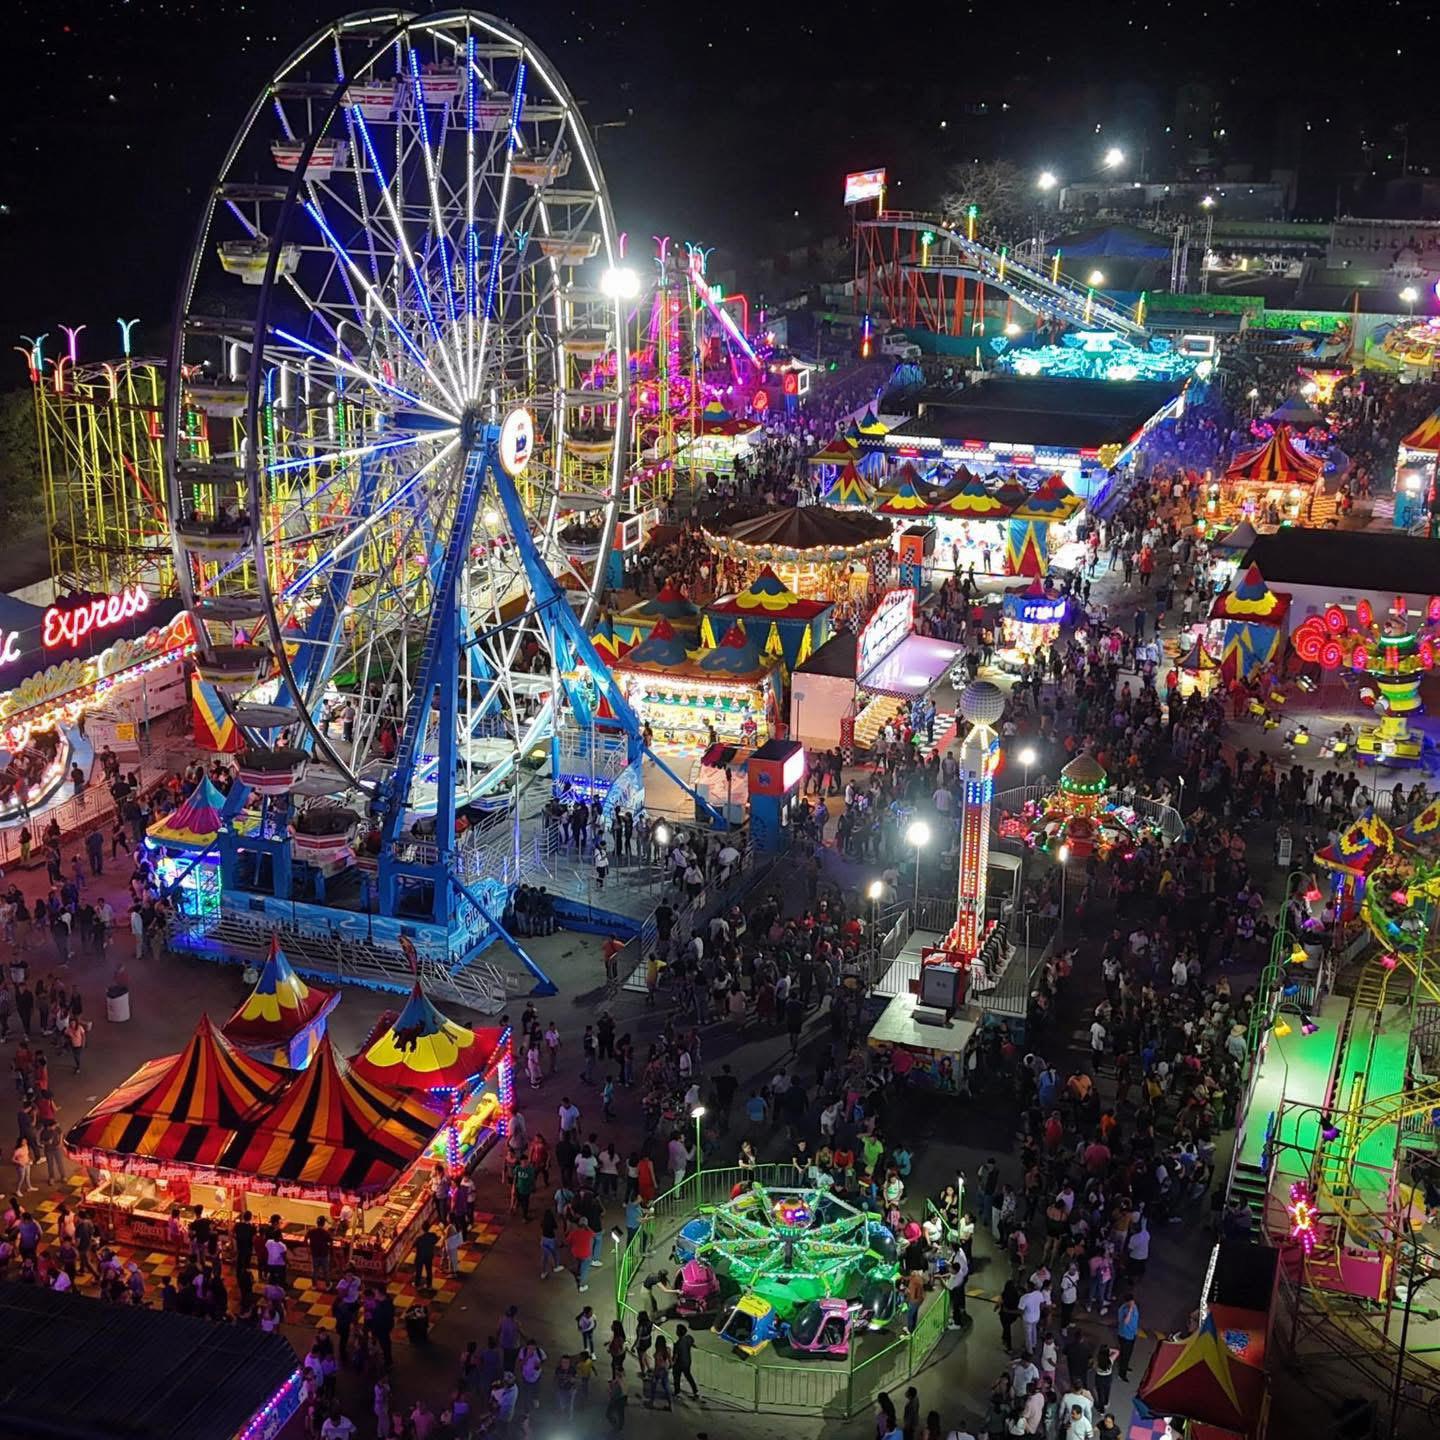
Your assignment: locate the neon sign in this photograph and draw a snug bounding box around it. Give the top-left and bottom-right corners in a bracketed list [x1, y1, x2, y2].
[42, 585, 150, 651]
[0, 631, 21, 666]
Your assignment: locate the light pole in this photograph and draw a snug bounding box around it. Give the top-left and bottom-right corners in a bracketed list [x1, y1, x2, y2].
[1087, 269, 1107, 288]
[906, 819, 930, 911]
[1019, 746, 1037, 792]
[1401, 286, 1419, 317]
[1247, 387, 1260, 418]
[868, 878, 885, 979]
[1056, 843, 1069, 931]
[1102, 146, 1125, 170]
[691, 1104, 706, 1175]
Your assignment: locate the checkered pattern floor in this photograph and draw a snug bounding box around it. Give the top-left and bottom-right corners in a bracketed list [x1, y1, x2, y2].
[31, 1176, 502, 1342]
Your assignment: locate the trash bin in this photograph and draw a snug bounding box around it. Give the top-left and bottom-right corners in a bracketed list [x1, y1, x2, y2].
[105, 987, 131, 1023]
[404, 1303, 430, 1344]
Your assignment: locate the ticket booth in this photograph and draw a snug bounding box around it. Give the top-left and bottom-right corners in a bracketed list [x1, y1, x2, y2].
[897, 524, 936, 593]
[746, 738, 806, 851]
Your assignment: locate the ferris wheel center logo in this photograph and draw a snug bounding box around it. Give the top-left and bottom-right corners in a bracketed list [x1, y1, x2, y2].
[498, 408, 534, 477]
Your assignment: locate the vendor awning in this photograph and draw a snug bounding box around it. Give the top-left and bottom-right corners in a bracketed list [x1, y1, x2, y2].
[709, 565, 831, 620]
[1211, 519, 1260, 553]
[1210, 564, 1291, 624]
[222, 935, 339, 1050]
[700, 742, 754, 769]
[808, 437, 855, 466]
[858, 633, 962, 699]
[1398, 796, 1440, 851]
[1010, 473, 1084, 522]
[351, 983, 505, 1093]
[828, 460, 874, 507]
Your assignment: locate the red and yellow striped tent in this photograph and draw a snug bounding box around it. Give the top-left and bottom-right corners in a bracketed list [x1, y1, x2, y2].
[223, 1038, 444, 1198]
[64, 1015, 287, 1170]
[1222, 426, 1324, 486]
[350, 983, 506, 1093]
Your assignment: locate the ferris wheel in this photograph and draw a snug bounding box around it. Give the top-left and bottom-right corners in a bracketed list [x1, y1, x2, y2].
[164, 10, 640, 887]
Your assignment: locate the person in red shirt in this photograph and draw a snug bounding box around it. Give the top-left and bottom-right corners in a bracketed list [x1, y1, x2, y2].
[567, 1218, 596, 1292]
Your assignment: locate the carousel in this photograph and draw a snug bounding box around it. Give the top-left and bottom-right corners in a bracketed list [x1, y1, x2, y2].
[701, 505, 892, 609]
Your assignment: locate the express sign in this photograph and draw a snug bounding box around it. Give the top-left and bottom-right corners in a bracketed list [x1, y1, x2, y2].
[42, 584, 150, 651]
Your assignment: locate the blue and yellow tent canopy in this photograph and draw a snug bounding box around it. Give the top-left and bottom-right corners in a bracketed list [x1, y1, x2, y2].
[146, 775, 228, 850]
[223, 935, 339, 1051]
[351, 983, 506, 1093]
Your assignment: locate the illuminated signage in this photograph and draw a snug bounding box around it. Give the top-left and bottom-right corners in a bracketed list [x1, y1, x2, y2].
[843, 168, 886, 206]
[1018, 598, 1067, 624]
[498, 407, 534, 477]
[781, 746, 807, 792]
[43, 584, 151, 650]
[857, 587, 914, 679]
[0, 631, 20, 665]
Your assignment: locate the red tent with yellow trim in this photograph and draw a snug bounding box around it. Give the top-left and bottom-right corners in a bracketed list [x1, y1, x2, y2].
[350, 983, 506, 1093]
[1137, 1314, 1266, 1434]
[222, 934, 339, 1068]
[1400, 408, 1440, 454]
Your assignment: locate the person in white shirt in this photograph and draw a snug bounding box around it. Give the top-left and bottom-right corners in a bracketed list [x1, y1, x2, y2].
[1018, 1284, 1045, 1352]
[1088, 1020, 1106, 1057]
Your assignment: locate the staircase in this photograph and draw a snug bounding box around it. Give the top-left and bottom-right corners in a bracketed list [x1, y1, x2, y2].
[1228, 1157, 1269, 1229]
[167, 910, 512, 1014]
[853, 695, 909, 751]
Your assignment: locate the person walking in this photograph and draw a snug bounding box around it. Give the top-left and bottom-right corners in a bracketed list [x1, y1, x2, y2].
[64, 1013, 86, 1074]
[671, 1323, 700, 1399]
[1115, 1293, 1140, 1380]
[12, 1135, 34, 1194]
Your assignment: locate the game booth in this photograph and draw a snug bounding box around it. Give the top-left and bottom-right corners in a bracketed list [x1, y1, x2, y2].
[611, 616, 783, 748]
[1394, 408, 1440, 529]
[995, 579, 1069, 672]
[221, 935, 339, 1070]
[0, 588, 194, 825]
[703, 566, 835, 683]
[65, 1001, 511, 1281]
[931, 476, 1015, 575]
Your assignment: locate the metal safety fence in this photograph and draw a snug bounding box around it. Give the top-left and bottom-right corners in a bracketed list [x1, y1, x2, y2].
[614, 1165, 951, 1416]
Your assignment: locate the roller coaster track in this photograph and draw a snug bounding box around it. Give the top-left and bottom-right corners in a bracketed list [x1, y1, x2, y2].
[855, 210, 1148, 338]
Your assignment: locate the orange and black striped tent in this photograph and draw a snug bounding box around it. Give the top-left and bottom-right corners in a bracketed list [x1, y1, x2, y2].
[64, 1015, 286, 1169]
[1401, 409, 1440, 454]
[223, 1038, 443, 1198]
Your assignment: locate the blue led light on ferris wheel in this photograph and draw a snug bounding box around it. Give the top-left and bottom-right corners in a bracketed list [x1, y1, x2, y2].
[408, 48, 461, 334]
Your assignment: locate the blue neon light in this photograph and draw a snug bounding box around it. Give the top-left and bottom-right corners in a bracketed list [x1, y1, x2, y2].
[349, 106, 447, 349]
[266, 435, 419, 475]
[482, 64, 527, 328]
[408, 50, 461, 336]
[466, 36, 480, 322]
[272, 327, 428, 411]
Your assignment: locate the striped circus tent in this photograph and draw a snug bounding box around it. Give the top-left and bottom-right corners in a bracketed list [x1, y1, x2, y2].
[146, 776, 229, 850]
[1223, 426, 1323, 486]
[350, 983, 504, 1093]
[64, 1015, 287, 1171]
[935, 477, 1014, 518]
[223, 1037, 444, 1199]
[1401, 408, 1440, 454]
[807, 437, 855, 468]
[222, 934, 339, 1067]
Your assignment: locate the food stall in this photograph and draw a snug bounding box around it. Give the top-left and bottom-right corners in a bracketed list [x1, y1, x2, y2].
[997, 579, 1068, 669]
[703, 565, 834, 683]
[221, 934, 339, 1070]
[931, 476, 1016, 575]
[64, 1014, 484, 1280]
[1212, 427, 1324, 528]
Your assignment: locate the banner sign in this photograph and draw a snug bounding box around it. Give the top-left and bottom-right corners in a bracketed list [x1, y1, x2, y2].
[844, 169, 886, 206]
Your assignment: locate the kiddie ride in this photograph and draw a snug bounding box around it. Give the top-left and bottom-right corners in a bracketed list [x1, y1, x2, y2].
[673, 1183, 899, 1358]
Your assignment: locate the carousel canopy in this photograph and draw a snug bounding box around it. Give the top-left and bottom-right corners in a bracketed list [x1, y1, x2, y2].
[1011, 473, 1084, 521]
[64, 1015, 288, 1169]
[616, 616, 694, 670]
[1060, 752, 1107, 791]
[808, 437, 855, 466]
[351, 983, 505, 1092]
[223, 1038, 444, 1199]
[222, 935, 339, 1050]
[704, 505, 891, 559]
[1314, 808, 1394, 876]
[710, 565, 831, 620]
[1223, 426, 1324, 486]
[827, 460, 874, 507]
[1209, 564, 1291, 624]
[696, 620, 769, 679]
[1211, 519, 1260, 553]
[146, 775, 228, 850]
[1138, 1315, 1266, 1434]
[1401, 408, 1440, 454]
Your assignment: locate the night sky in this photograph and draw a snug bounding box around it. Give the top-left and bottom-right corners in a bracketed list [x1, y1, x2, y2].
[4, 0, 1433, 365]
